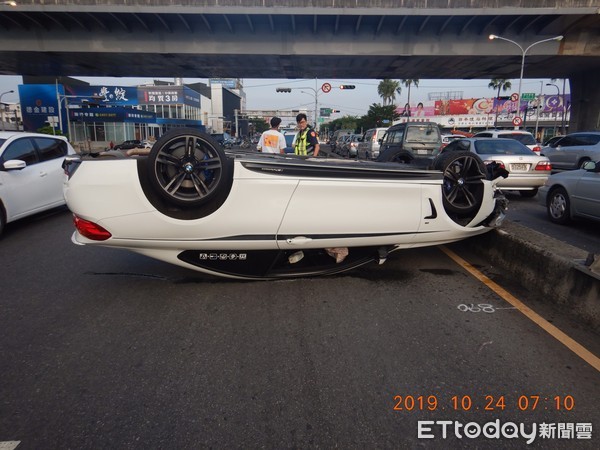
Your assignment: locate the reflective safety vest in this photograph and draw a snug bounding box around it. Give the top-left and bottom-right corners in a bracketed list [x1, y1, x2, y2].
[294, 128, 311, 155]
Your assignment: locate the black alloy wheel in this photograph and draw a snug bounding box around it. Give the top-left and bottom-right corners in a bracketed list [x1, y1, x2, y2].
[433, 151, 486, 216]
[148, 129, 229, 208]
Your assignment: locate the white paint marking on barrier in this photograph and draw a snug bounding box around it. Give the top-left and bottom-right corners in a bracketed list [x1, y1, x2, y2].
[0, 442, 21, 450]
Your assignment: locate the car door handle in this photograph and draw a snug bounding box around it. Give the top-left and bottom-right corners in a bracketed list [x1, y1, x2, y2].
[39, 171, 48, 177]
[286, 236, 313, 245]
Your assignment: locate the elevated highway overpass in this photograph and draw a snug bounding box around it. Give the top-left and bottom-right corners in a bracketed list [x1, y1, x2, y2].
[1, 0, 599, 130]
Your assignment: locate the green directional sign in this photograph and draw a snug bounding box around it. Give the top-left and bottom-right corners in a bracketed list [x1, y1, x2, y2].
[320, 107, 332, 117]
[521, 93, 536, 101]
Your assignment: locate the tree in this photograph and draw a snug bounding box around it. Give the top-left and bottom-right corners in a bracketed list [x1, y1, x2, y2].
[248, 117, 269, 135]
[488, 78, 512, 127]
[377, 79, 400, 106]
[400, 79, 420, 116]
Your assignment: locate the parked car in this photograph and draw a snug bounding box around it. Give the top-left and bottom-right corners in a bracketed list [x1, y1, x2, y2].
[357, 127, 388, 160]
[283, 133, 295, 154]
[539, 160, 600, 224]
[340, 134, 362, 158]
[0, 131, 76, 235]
[440, 137, 552, 197]
[472, 130, 541, 154]
[540, 131, 600, 170]
[113, 139, 143, 150]
[62, 128, 507, 280]
[377, 122, 442, 164]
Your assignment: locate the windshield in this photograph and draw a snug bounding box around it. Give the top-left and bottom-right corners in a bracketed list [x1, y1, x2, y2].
[474, 139, 532, 155]
[405, 126, 440, 143]
[0, 139, 5, 147]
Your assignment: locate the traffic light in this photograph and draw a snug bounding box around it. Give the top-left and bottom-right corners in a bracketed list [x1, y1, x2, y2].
[332, 109, 340, 113]
[339, 85, 355, 90]
[276, 88, 292, 93]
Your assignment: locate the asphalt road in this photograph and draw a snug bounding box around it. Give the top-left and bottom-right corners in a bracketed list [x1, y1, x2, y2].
[1, 208, 598, 449]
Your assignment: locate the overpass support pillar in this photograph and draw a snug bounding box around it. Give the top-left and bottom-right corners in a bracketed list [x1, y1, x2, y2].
[569, 71, 600, 132]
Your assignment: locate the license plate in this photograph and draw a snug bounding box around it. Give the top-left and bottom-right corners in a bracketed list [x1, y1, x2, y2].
[510, 163, 529, 171]
[417, 149, 429, 155]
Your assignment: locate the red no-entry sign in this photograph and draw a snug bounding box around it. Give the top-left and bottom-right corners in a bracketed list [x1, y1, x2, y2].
[512, 116, 523, 126]
[321, 83, 332, 93]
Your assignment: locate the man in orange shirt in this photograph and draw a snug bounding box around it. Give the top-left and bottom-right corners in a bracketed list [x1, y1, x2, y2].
[257, 117, 287, 154]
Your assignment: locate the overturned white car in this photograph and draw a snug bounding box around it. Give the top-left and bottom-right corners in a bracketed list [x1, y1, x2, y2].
[63, 129, 507, 280]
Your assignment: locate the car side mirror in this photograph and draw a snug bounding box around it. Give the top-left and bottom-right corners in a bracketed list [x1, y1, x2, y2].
[1, 159, 27, 171]
[582, 161, 598, 172]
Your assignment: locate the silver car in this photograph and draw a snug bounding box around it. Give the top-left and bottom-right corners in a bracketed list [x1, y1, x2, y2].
[539, 160, 600, 224]
[541, 132, 600, 170]
[440, 137, 552, 197]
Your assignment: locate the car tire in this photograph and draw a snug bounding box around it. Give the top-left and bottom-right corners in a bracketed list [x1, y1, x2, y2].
[0, 205, 5, 236]
[147, 128, 231, 208]
[381, 150, 412, 164]
[432, 150, 486, 216]
[519, 189, 538, 198]
[547, 187, 571, 224]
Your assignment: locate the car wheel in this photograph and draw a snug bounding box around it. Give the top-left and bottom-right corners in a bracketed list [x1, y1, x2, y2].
[147, 128, 230, 208]
[547, 187, 571, 224]
[433, 151, 486, 216]
[519, 189, 538, 198]
[0, 205, 5, 236]
[385, 152, 411, 164]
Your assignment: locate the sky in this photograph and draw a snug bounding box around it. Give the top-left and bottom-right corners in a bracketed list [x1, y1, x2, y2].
[1, 75, 569, 117]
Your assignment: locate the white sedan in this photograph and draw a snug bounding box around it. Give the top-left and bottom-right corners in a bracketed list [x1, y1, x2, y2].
[439, 137, 552, 197]
[63, 129, 508, 279]
[0, 131, 75, 235]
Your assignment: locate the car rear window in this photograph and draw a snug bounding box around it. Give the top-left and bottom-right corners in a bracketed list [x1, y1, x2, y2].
[498, 133, 536, 145]
[405, 126, 440, 143]
[33, 137, 68, 161]
[474, 139, 532, 155]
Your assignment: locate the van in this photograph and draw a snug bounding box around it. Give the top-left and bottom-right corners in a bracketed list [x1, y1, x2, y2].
[357, 127, 388, 160]
[376, 122, 442, 164]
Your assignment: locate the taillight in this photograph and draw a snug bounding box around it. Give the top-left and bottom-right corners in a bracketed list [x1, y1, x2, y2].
[535, 161, 552, 171]
[73, 215, 112, 241]
[532, 146, 541, 154]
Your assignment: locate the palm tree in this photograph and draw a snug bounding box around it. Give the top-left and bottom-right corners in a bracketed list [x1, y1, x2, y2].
[377, 79, 400, 106]
[400, 79, 420, 117]
[488, 78, 512, 127]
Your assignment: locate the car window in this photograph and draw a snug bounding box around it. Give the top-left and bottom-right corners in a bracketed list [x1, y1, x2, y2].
[33, 137, 68, 162]
[474, 139, 531, 155]
[376, 130, 387, 139]
[405, 126, 440, 143]
[1, 138, 38, 166]
[558, 136, 585, 147]
[387, 129, 404, 144]
[498, 133, 536, 145]
[475, 132, 492, 138]
[578, 134, 600, 145]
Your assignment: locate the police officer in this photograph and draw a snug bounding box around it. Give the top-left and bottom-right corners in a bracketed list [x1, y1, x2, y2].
[293, 113, 320, 157]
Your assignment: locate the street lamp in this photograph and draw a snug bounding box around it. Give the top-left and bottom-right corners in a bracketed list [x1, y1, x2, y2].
[488, 34, 563, 129]
[0, 89, 15, 131]
[546, 83, 561, 137]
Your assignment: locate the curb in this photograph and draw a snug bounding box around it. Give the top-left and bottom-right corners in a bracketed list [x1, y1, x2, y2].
[459, 220, 600, 331]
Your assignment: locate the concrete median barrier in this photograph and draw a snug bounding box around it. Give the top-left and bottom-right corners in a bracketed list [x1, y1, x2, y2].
[458, 220, 600, 331]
